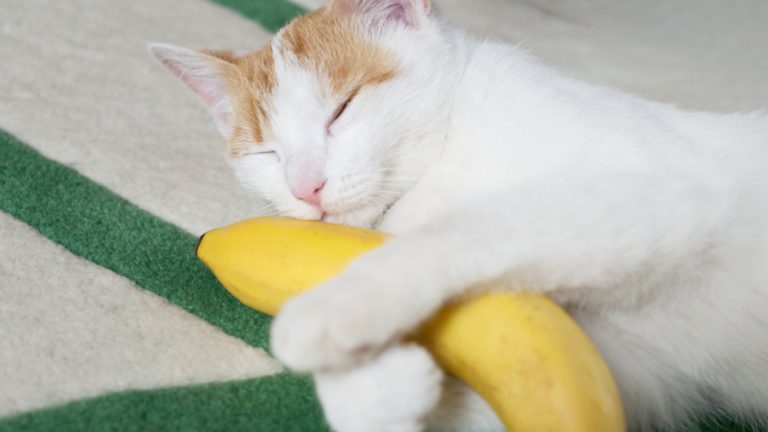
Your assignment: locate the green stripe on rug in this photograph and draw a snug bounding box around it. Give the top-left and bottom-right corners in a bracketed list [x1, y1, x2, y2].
[0, 129, 271, 349]
[0, 373, 329, 432]
[211, 0, 306, 32]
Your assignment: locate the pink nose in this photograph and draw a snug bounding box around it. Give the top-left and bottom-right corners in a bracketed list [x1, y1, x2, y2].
[293, 179, 326, 208]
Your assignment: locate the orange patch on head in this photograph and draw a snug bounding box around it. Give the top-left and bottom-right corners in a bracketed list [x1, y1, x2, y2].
[214, 7, 398, 158]
[280, 9, 399, 99]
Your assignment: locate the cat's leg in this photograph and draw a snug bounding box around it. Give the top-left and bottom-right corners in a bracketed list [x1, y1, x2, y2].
[314, 344, 443, 432]
[425, 377, 504, 432]
[272, 173, 721, 371]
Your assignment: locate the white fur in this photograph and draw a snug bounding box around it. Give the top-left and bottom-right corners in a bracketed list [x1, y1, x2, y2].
[315, 345, 443, 432]
[157, 0, 768, 430]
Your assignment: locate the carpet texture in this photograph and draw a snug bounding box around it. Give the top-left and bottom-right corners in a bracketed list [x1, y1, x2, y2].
[0, 0, 765, 430]
[0, 374, 328, 432]
[0, 211, 280, 416]
[212, 0, 305, 32]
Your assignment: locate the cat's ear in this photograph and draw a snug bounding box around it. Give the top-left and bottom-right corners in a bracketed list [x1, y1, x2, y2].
[329, 0, 431, 28]
[148, 43, 237, 138]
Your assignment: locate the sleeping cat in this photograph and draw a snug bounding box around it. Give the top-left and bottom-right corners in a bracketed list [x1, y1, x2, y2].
[150, 0, 768, 430]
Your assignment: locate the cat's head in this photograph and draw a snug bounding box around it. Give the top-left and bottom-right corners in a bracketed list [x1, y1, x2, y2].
[150, 0, 457, 228]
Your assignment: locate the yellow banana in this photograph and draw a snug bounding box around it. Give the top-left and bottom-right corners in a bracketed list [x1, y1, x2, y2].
[197, 217, 625, 432]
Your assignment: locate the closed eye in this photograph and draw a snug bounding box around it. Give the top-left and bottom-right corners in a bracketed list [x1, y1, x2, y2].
[243, 150, 278, 159]
[326, 90, 358, 134]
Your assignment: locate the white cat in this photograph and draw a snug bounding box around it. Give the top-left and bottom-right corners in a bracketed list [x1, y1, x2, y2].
[150, 0, 768, 430]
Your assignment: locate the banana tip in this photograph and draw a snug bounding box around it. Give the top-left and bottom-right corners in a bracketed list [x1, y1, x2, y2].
[195, 232, 207, 259]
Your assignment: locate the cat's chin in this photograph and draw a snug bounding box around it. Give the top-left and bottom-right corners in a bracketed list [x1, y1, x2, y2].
[277, 205, 380, 228]
[322, 205, 386, 230]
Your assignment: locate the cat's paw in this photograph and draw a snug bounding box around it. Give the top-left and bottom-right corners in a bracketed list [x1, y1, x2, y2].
[270, 270, 418, 371]
[426, 377, 505, 432]
[315, 344, 443, 432]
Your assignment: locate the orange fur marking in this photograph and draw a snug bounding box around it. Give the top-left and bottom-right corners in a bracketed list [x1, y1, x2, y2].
[217, 7, 398, 157]
[281, 9, 398, 98]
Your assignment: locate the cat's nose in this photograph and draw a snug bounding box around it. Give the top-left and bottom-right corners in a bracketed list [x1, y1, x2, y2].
[293, 178, 326, 208]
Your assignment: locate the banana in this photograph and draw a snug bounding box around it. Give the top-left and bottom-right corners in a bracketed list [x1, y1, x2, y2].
[197, 217, 625, 432]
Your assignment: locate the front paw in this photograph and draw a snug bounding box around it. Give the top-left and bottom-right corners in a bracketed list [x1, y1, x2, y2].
[315, 345, 444, 432]
[270, 272, 411, 372]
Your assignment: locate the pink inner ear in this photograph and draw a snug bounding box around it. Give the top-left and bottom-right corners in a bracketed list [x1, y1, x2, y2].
[158, 57, 225, 109]
[387, 2, 412, 25]
[150, 44, 234, 137]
